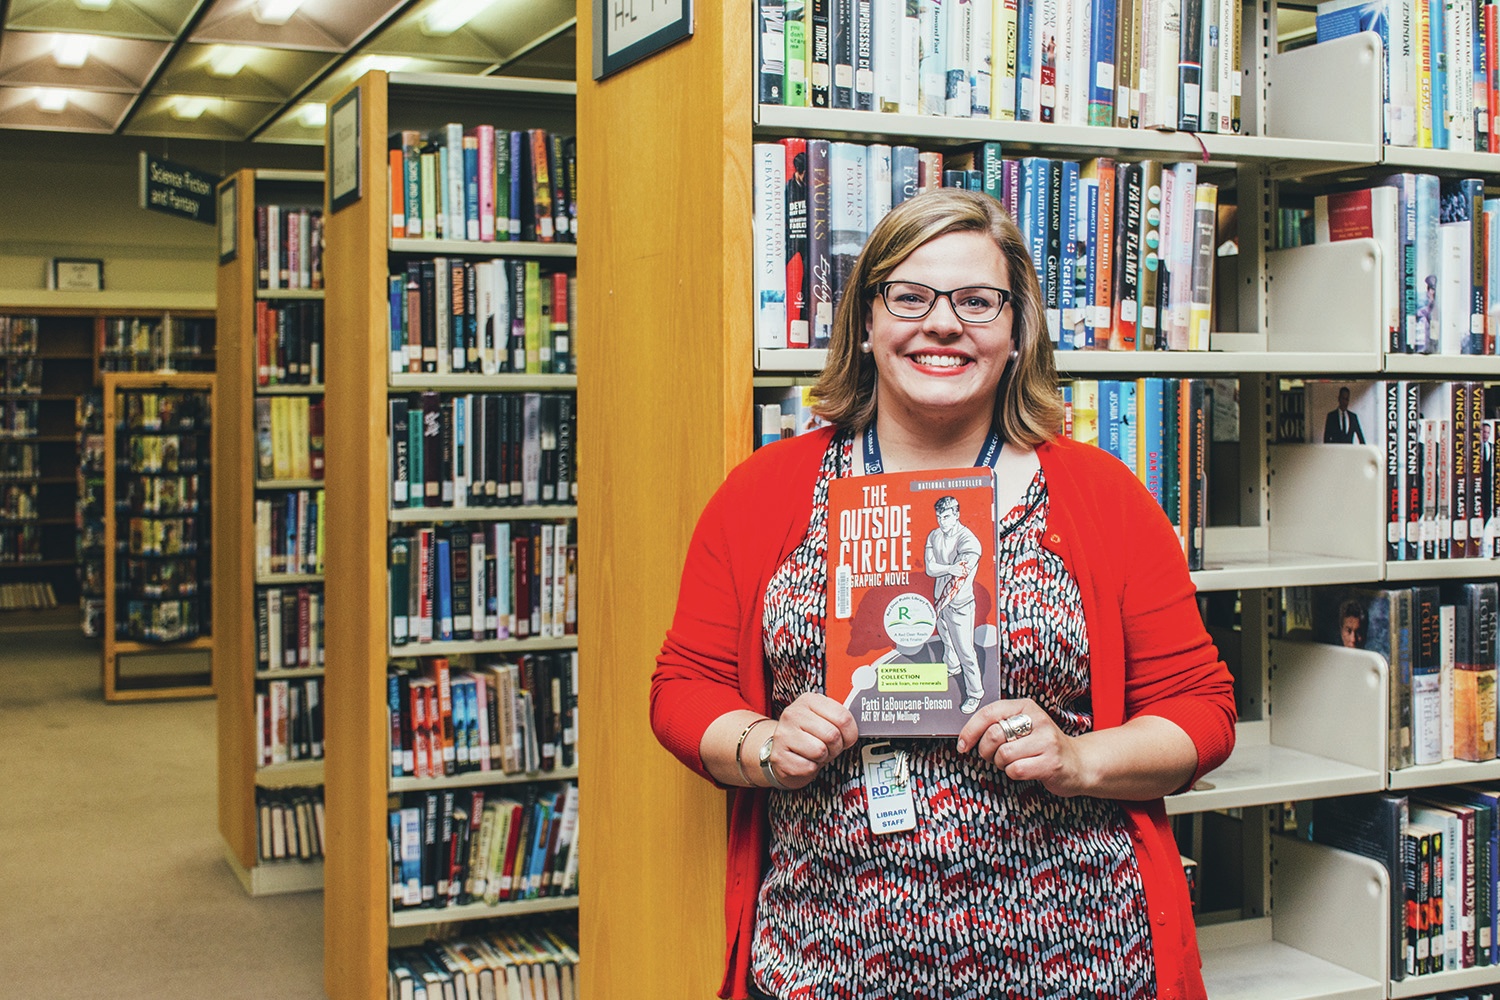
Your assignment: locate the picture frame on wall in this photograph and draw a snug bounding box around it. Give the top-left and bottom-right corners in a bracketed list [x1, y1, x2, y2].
[50, 258, 104, 292]
[329, 88, 361, 213]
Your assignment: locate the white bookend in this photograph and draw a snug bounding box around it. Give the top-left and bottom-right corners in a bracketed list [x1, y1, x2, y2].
[1266, 30, 1383, 143]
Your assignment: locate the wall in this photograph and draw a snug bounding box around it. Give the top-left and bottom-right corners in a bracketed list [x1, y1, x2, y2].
[0, 131, 321, 296]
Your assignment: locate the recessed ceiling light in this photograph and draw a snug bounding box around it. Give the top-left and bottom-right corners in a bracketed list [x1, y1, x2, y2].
[36, 89, 69, 112]
[299, 103, 326, 127]
[422, 0, 496, 36]
[360, 56, 410, 75]
[209, 46, 251, 78]
[75, 0, 111, 10]
[254, 0, 302, 25]
[171, 97, 209, 120]
[53, 35, 90, 69]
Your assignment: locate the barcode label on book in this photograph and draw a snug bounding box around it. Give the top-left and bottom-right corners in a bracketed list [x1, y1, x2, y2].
[835, 563, 852, 619]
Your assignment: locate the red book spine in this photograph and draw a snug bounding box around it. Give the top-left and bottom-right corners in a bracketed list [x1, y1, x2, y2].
[390, 148, 406, 238]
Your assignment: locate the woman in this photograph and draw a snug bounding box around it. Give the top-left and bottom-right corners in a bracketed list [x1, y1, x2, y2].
[651, 188, 1236, 1000]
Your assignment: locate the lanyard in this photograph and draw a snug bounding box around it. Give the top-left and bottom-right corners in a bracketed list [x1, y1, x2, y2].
[861, 422, 1003, 475]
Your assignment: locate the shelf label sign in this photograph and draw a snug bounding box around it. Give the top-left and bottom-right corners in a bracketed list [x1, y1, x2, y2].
[139, 153, 218, 225]
[593, 0, 693, 80]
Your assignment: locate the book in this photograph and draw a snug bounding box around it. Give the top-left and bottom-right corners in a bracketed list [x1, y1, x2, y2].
[1311, 792, 1410, 981]
[825, 466, 998, 736]
[1313, 584, 1414, 769]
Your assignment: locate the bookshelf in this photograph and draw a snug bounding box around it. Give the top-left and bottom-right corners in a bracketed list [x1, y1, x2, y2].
[577, 5, 1500, 1000]
[321, 70, 580, 999]
[215, 167, 328, 897]
[99, 371, 214, 702]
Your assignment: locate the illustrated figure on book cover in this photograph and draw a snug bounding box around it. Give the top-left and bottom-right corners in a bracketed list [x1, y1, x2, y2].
[1322, 385, 1367, 443]
[926, 494, 985, 713]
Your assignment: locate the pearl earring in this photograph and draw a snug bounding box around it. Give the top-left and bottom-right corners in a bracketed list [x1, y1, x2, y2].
[860, 340, 873, 353]
[1010, 350, 1019, 360]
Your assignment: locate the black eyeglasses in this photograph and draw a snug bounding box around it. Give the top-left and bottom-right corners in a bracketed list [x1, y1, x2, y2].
[874, 281, 1014, 323]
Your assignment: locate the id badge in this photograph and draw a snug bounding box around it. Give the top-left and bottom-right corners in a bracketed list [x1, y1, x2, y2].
[861, 742, 916, 834]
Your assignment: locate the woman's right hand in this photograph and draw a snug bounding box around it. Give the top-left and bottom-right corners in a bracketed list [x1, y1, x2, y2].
[765, 693, 860, 789]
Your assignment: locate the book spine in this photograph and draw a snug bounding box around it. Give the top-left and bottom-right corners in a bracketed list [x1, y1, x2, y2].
[1178, 0, 1203, 130]
[807, 139, 834, 349]
[760, 0, 787, 103]
[754, 144, 789, 352]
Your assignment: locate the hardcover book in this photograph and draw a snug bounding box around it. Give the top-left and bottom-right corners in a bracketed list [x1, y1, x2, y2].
[825, 467, 998, 736]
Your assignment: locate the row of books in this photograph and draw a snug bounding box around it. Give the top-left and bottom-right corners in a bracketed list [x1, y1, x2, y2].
[1314, 176, 1500, 355]
[0, 484, 36, 520]
[122, 434, 202, 475]
[388, 927, 579, 1000]
[1312, 789, 1500, 981]
[388, 652, 578, 780]
[1316, 0, 1500, 151]
[754, 137, 1220, 352]
[387, 126, 577, 244]
[0, 525, 42, 562]
[255, 204, 323, 291]
[119, 389, 208, 431]
[119, 556, 201, 599]
[0, 316, 38, 354]
[388, 521, 576, 646]
[1063, 377, 1213, 569]
[0, 400, 38, 438]
[256, 785, 324, 864]
[121, 474, 199, 516]
[1281, 380, 1500, 561]
[119, 597, 204, 643]
[254, 396, 325, 483]
[253, 489, 323, 577]
[390, 781, 579, 911]
[0, 442, 38, 480]
[1296, 582, 1500, 773]
[97, 316, 214, 374]
[1, 359, 40, 395]
[390, 392, 576, 511]
[757, 0, 1244, 134]
[388, 258, 574, 376]
[254, 299, 323, 386]
[256, 675, 323, 766]
[257, 584, 324, 670]
[124, 517, 198, 558]
[0, 582, 55, 609]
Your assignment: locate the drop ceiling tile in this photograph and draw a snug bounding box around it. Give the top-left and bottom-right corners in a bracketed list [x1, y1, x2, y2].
[0, 33, 171, 92]
[0, 83, 132, 132]
[124, 91, 280, 139]
[5, 0, 200, 41]
[190, 0, 408, 53]
[365, 0, 572, 64]
[489, 24, 572, 79]
[298, 53, 491, 105]
[254, 102, 325, 144]
[154, 42, 335, 100]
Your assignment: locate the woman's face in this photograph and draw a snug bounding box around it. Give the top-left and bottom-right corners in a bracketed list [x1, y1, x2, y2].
[865, 230, 1016, 435]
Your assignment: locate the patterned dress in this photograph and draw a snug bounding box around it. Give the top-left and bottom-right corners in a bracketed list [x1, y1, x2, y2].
[750, 431, 1156, 1000]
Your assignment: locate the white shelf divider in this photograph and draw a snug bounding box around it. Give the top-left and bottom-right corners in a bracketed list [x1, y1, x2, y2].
[1266, 240, 1385, 359]
[1266, 32, 1384, 149]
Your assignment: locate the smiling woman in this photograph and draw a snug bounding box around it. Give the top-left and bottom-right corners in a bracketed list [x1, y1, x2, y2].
[651, 187, 1238, 1000]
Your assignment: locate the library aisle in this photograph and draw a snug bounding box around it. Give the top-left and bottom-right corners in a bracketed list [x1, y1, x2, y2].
[0, 617, 325, 999]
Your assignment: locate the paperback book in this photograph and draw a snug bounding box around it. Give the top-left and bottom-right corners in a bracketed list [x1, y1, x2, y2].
[825, 467, 998, 736]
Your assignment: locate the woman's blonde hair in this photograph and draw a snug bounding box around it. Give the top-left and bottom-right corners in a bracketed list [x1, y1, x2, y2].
[810, 187, 1062, 448]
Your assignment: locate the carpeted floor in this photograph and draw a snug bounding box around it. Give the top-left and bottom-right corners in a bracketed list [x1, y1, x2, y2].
[0, 623, 327, 998]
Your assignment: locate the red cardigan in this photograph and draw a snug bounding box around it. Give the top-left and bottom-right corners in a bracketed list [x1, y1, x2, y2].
[651, 426, 1237, 1000]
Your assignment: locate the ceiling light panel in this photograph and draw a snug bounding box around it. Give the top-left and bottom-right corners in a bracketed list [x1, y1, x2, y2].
[123, 90, 280, 139]
[190, 0, 406, 52]
[5, 0, 201, 43]
[252, 0, 300, 25]
[0, 33, 170, 92]
[0, 83, 131, 132]
[152, 42, 333, 100]
[53, 34, 91, 67]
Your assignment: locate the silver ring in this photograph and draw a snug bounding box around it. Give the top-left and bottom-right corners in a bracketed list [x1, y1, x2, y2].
[999, 713, 1032, 742]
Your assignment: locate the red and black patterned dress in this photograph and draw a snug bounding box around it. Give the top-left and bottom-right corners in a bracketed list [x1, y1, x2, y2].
[750, 431, 1155, 1000]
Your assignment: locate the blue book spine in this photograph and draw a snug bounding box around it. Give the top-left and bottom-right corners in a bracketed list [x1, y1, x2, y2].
[389, 275, 405, 374]
[464, 143, 480, 240]
[1430, 0, 1449, 148]
[1083, 179, 1100, 348]
[436, 537, 454, 641]
[453, 398, 466, 502]
[1089, 0, 1117, 126]
[399, 807, 423, 905]
[388, 672, 404, 777]
[1100, 380, 1122, 460]
[1019, 158, 1050, 297]
[1314, 0, 1391, 144]
[1117, 379, 1137, 474]
[1415, 172, 1441, 353]
[508, 131, 524, 239]
[891, 145, 920, 207]
[1140, 378, 1165, 505]
[1016, 0, 1035, 121]
[1058, 160, 1080, 351]
[1383, 173, 1419, 352]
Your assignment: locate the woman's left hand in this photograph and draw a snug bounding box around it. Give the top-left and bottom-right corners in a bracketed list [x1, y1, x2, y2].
[956, 699, 1091, 798]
